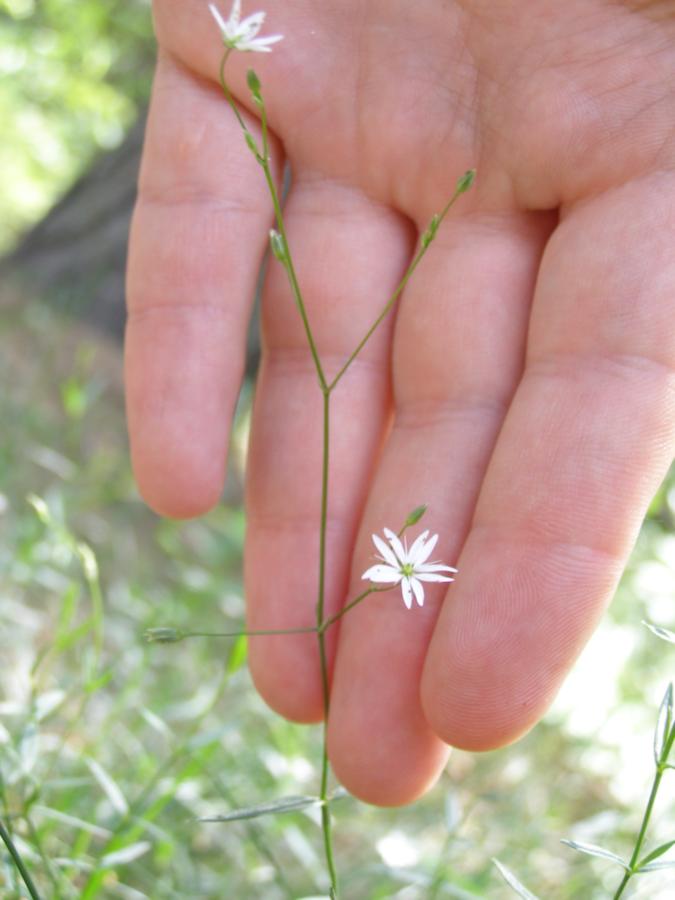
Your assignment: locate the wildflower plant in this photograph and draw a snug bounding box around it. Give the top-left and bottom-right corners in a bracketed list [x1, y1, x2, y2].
[144, 2, 472, 896]
[495, 621, 675, 900]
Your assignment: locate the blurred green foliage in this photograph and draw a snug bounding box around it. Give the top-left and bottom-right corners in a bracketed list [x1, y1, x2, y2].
[0, 0, 154, 251]
[0, 297, 673, 898]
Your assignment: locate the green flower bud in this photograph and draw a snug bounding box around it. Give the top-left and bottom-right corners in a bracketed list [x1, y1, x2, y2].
[421, 215, 440, 249]
[144, 627, 185, 644]
[269, 229, 286, 262]
[244, 131, 260, 159]
[456, 169, 476, 194]
[246, 68, 262, 97]
[404, 504, 427, 528]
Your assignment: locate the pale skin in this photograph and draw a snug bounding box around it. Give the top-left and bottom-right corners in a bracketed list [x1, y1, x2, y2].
[127, 0, 675, 805]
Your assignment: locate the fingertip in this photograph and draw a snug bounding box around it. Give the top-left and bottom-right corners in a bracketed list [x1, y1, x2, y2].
[421, 663, 539, 753]
[248, 635, 325, 724]
[328, 717, 449, 807]
[131, 440, 227, 519]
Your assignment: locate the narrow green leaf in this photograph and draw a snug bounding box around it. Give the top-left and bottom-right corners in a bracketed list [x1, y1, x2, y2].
[33, 805, 111, 839]
[637, 839, 675, 869]
[643, 621, 675, 644]
[226, 633, 248, 674]
[85, 758, 129, 815]
[85, 670, 113, 694]
[27, 493, 51, 525]
[561, 839, 630, 871]
[654, 683, 673, 765]
[244, 131, 260, 158]
[638, 859, 675, 872]
[199, 795, 320, 823]
[101, 842, 151, 868]
[492, 859, 541, 899]
[55, 618, 94, 654]
[56, 583, 80, 637]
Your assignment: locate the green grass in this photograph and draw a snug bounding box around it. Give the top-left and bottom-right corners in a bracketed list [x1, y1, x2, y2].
[0, 296, 673, 898]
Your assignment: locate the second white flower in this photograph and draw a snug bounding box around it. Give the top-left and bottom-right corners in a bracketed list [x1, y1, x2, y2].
[362, 527, 457, 609]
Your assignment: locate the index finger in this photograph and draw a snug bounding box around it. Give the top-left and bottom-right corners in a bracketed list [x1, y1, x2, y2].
[126, 52, 279, 516]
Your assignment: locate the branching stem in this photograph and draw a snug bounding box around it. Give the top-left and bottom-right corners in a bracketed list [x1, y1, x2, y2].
[214, 53, 472, 899]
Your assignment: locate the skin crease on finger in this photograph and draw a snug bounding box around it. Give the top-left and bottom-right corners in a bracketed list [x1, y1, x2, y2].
[134, 1, 675, 805]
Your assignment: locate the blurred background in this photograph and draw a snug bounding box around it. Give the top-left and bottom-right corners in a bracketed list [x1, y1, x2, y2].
[0, 1, 674, 897]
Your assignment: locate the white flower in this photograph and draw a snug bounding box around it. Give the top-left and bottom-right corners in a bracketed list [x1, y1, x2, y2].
[362, 528, 457, 610]
[209, 1, 283, 52]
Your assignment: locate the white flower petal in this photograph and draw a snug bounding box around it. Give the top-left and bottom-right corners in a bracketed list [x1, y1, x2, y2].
[231, 0, 242, 25]
[407, 530, 430, 565]
[245, 34, 283, 48]
[372, 533, 400, 569]
[209, 3, 230, 34]
[401, 578, 413, 609]
[416, 572, 454, 583]
[415, 532, 439, 565]
[362, 564, 401, 584]
[416, 562, 458, 574]
[239, 10, 266, 38]
[383, 527, 407, 565]
[210, 1, 283, 52]
[410, 577, 425, 607]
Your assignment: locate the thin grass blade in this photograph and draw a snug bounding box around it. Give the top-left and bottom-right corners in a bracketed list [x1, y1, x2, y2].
[561, 839, 630, 870]
[492, 859, 541, 899]
[199, 795, 321, 823]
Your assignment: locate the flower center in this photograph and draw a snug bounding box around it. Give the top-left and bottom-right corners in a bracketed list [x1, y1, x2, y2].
[400, 563, 415, 578]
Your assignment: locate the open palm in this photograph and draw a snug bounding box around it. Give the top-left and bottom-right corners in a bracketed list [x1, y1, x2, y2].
[127, 0, 675, 804]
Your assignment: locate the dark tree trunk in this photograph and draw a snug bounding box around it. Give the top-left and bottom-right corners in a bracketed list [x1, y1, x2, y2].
[3, 117, 145, 340]
[1, 115, 261, 374]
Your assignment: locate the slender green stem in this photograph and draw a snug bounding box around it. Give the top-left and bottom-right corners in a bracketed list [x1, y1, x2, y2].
[327, 186, 468, 392]
[613, 714, 675, 900]
[613, 767, 664, 899]
[25, 815, 67, 899]
[215, 53, 471, 900]
[189, 626, 317, 638]
[146, 585, 395, 645]
[218, 51, 247, 133]
[0, 817, 42, 900]
[0, 778, 18, 894]
[319, 586, 389, 633]
[217, 52, 327, 390]
[316, 389, 331, 632]
[260, 146, 327, 390]
[315, 389, 338, 896]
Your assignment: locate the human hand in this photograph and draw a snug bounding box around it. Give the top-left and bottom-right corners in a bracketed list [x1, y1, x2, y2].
[126, 0, 675, 805]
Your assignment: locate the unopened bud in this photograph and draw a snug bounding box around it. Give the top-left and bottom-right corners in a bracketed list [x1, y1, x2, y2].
[421, 215, 440, 249]
[269, 229, 286, 262]
[456, 169, 476, 194]
[404, 504, 427, 528]
[246, 68, 262, 97]
[244, 131, 261, 159]
[144, 627, 185, 644]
